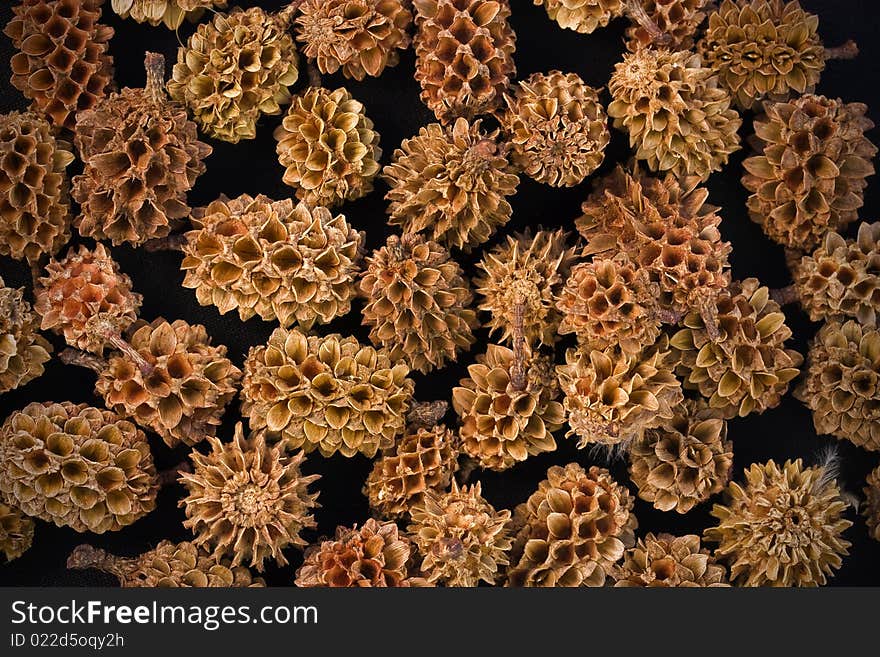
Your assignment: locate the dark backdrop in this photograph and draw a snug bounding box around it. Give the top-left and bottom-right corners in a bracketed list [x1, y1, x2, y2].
[1, 0, 879, 586]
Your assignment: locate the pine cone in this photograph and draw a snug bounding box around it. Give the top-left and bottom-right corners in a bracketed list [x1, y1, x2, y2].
[180, 424, 319, 571]
[629, 400, 732, 513]
[94, 319, 242, 448]
[408, 481, 512, 586]
[742, 95, 877, 251]
[534, 0, 623, 33]
[795, 320, 880, 451]
[5, 0, 114, 130]
[475, 229, 577, 348]
[864, 465, 880, 542]
[613, 533, 729, 587]
[384, 118, 519, 252]
[0, 277, 52, 394]
[167, 6, 299, 143]
[295, 0, 413, 81]
[508, 463, 636, 587]
[242, 328, 414, 458]
[67, 541, 264, 587]
[182, 195, 364, 330]
[0, 401, 157, 533]
[110, 0, 228, 29]
[0, 111, 74, 263]
[0, 502, 33, 562]
[501, 71, 609, 187]
[671, 278, 802, 419]
[274, 86, 381, 208]
[74, 53, 212, 247]
[558, 336, 683, 446]
[365, 425, 459, 518]
[625, 0, 715, 51]
[705, 459, 852, 586]
[413, 0, 516, 123]
[296, 518, 419, 587]
[360, 233, 477, 374]
[556, 254, 663, 355]
[608, 48, 741, 181]
[35, 243, 142, 355]
[697, 0, 825, 110]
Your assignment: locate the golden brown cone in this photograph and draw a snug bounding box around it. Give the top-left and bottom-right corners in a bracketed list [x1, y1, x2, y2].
[535, 0, 623, 33]
[0, 502, 34, 562]
[0, 277, 52, 394]
[613, 533, 729, 587]
[110, 0, 227, 29]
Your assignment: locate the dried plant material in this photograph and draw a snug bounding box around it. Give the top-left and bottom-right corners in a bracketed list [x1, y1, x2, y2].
[501, 71, 609, 187]
[182, 195, 364, 330]
[94, 319, 241, 449]
[365, 425, 459, 518]
[671, 278, 802, 419]
[864, 466, 880, 542]
[180, 425, 319, 572]
[0, 277, 52, 394]
[705, 459, 852, 586]
[508, 463, 636, 587]
[558, 336, 683, 446]
[5, 0, 114, 130]
[296, 518, 421, 587]
[0, 111, 74, 263]
[534, 0, 623, 33]
[74, 53, 211, 247]
[742, 95, 876, 251]
[67, 541, 264, 587]
[608, 48, 741, 181]
[629, 400, 732, 513]
[35, 244, 142, 355]
[413, 0, 516, 123]
[295, 0, 413, 81]
[384, 118, 518, 252]
[167, 6, 299, 143]
[274, 86, 381, 208]
[625, 0, 714, 51]
[111, 0, 228, 29]
[360, 233, 477, 374]
[613, 533, 729, 587]
[0, 502, 34, 562]
[795, 320, 880, 451]
[0, 401, 157, 533]
[242, 328, 414, 458]
[408, 481, 512, 586]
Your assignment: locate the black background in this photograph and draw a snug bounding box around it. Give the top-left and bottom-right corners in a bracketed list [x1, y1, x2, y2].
[1, 0, 879, 586]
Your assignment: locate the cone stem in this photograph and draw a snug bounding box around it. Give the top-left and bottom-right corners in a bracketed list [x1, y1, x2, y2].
[59, 348, 106, 373]
[407, 401, 448, 430]
[770, 284, 799, 307]
[656, 307, 684, 325]
[91, 320, 153, 377]
[67, 545, 125, 580]
[307, 60, 322, 88]
[510, 297, 528, 392]
[143, 234, 188, 252]
[144, 52, 167, 104]
[277, 0, 306, 26]
[825, 40, 859, 60]
[625, 0, 673, 47]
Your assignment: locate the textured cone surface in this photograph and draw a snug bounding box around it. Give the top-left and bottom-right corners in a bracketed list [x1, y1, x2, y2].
[296, 0, 413, 81]
[180, 425, 319, 572]
[508, 463, 636, 587]
[704, 459, 852, 586]
[501, 71, 609, 187]
[625, 0, 714, 51]
[795, 320, 880, 451]
[864, 466, 880, 542]
[0, 111, 74, 263]
[296, 518, 421, 587]
[35, 243, 142, 354]
[742, 95, 877, 251]
[535, 0, 623, 33]
[577, 167, 731, 318]
[453, 344, 564, 471]
[0, 277, 52, 394]
[4, 0, 114, 130]
[182, 195, 364, 330]
[413, 0, 516, 123]
[167, 6, 299, 143]
[476, 229, 576, 348]
[110, 0, 228, 29]
[0, 502, 34, 562]
[242, 328, 414, 458]
[95, 319, 242, 448]
[613, 533, 729, 587]
[365, 425, 459, 518]
[629, 400, 732, 514]
[698, 0, 824, 110]
[360, 233, 477, 374]
[275, 87, 381, 208]
[408, 481, 512, 586]
[0, 401, 157, 533]
[608, 48, 741, 182]
[384, 118, 518, 252]
[672, 278, 802, 419]
[558, 336, 683, 446]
